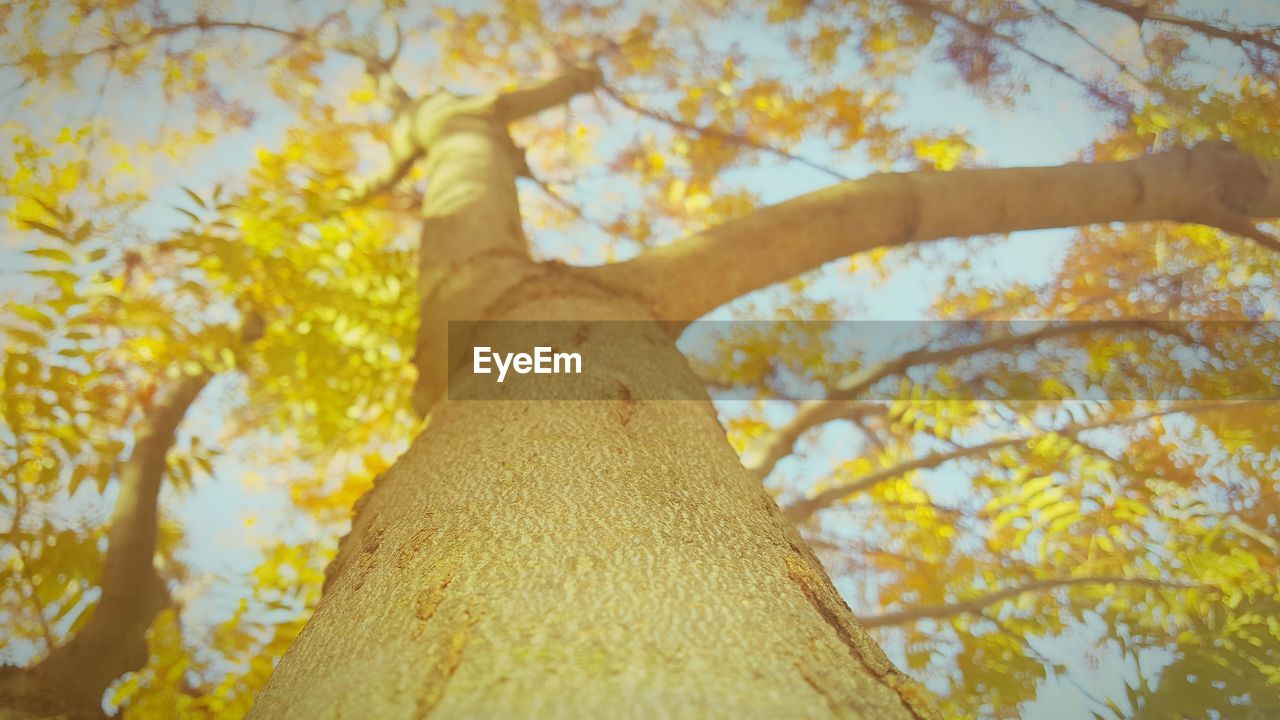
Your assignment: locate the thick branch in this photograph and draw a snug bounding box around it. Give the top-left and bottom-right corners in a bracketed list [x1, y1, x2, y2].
[496, 63, 604, 122]
[587, 143, 1280, 323]
[345, 64, 601, 205]
[783, 401, 1255, 522]
[342, 114, 422, 204]
[856, 575, 1192, 629]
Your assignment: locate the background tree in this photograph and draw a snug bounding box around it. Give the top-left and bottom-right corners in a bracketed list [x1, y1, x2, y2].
[1, 1, 1278, 718]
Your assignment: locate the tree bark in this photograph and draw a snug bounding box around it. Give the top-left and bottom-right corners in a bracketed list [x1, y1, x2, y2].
[252, 303, 936, 719]
[250, 83, 938, 719]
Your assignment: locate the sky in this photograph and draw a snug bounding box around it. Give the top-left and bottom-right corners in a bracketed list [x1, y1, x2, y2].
[1, 1, 1270, 717]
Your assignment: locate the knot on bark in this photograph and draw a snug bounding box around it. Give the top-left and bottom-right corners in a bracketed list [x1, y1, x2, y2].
[1182, 141, 1279, 253]
[566, 62, 605, 92]
[1189, 140, 1267, 215]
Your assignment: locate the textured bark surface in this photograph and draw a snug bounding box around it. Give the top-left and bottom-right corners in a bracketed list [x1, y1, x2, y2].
[250, 83, 937, 719]
[252, 284, 935, 720]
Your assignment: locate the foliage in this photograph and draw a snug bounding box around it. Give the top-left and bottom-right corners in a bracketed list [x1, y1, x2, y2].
[2, 1, 1278, 717]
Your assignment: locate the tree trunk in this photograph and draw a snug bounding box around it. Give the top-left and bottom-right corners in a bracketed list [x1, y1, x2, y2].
[251, 289, 933, 719]
[249, 93, 936, 719]
[1, 373, 212, 720]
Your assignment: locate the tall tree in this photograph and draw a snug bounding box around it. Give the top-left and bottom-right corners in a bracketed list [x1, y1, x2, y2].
[1, 1, 1277, 718]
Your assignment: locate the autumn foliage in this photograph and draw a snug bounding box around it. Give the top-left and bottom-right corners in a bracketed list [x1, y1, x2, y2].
[2, 1, 1279, 718]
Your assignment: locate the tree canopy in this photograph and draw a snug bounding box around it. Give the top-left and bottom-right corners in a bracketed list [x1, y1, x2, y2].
[2, 1, 1278, 718]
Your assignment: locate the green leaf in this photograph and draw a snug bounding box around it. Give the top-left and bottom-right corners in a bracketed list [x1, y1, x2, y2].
[71, 221, 93, 245]
[25, 247, 73, 263]
[1018, 475, 1056, 502]
[11, 304, 55, 330]
[180, 186, 206, 209]
[19, 219, 68, 240]
[31, 197, 70, 222]
[5, 326, 47, 347]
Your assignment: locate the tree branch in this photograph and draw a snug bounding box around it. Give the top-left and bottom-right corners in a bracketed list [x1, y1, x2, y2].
[900, 0, 1135, 114]
[6, 491, 57, 654]
[1, 19, 303, 70]
[341, 118, 422, 205]
[783, 400, 1257, 522]
[742, 402, 884, 480]
[1082, 0, 1280, 56]
[496, 63, 604, 123]
[599, 84, 854, 181]
[1027, 0, 1151, 92]
[5, 12, 411, 109]
[0, 375, 208, 718]
[0, 11, 376, 74]
[343, 64, 603, 206]
[856, 575, 1194, 629]
[842, 320, 1168, 401]
[0, 320, 262, 719]
[745, 319, 1171, 479]
[586, 143, 1280, 323]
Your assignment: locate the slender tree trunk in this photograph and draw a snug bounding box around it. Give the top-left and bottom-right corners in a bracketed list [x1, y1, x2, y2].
[250, 94, 935, 719]
[1, 318, 260, 720]
[1, 374, 209, 720]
